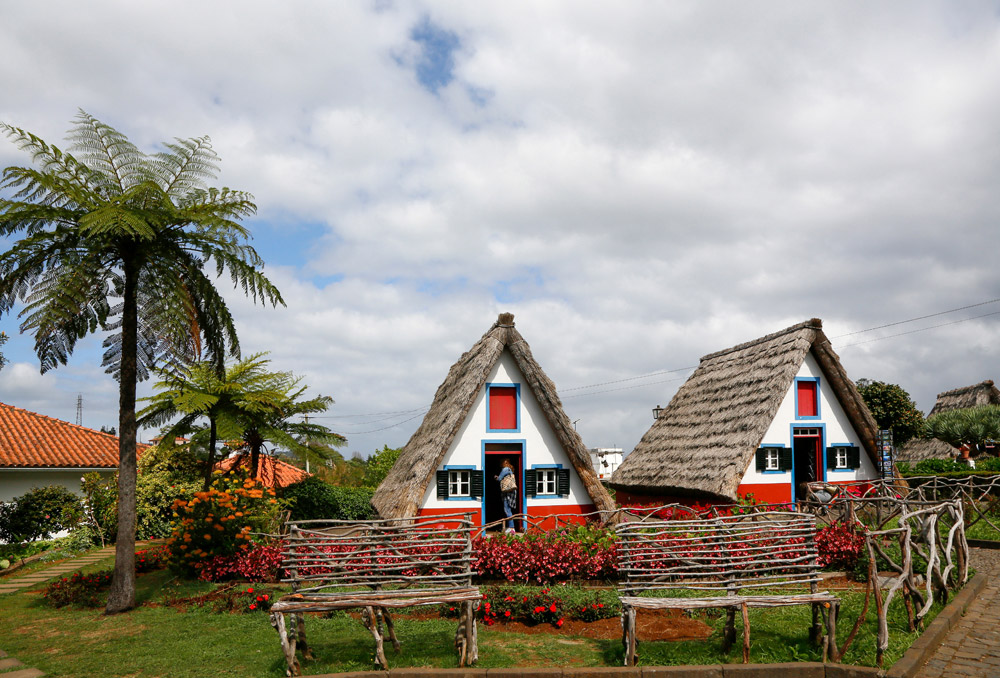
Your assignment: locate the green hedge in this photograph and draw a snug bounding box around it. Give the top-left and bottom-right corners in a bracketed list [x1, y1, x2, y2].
[280, 476, 376, 521]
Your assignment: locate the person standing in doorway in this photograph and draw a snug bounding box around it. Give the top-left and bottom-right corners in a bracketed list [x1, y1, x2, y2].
[495, 458, 517, 534]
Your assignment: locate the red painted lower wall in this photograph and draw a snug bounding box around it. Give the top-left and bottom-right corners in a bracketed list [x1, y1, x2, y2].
[736, 483, 792, 505]
[416, 504, 597, 529]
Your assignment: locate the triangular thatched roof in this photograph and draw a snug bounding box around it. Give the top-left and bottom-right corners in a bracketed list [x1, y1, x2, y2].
[896, 380, 1000, 463]
[372, 313, 616, 519]
[610, 319, 879, 501]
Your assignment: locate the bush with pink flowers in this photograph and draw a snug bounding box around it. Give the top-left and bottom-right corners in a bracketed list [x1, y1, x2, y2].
[473, 525, 616, 583]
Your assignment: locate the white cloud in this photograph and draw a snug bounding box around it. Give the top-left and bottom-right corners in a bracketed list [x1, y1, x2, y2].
[1, 1, 999, 457]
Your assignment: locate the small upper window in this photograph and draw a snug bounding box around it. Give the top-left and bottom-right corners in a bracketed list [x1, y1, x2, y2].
[797, 380, 818, 418]
[488, 386, 518, 430]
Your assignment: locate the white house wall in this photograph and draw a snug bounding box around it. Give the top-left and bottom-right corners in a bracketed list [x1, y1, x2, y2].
[0, 468, 116, 503]
[420, 350, 590, 511]
[740, 351, 878, 488]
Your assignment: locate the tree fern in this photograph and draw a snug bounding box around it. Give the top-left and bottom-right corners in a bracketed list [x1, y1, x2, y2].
[0, 111, 284, 613]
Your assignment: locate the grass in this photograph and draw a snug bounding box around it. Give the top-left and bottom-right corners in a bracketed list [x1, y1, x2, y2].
[0, 562, 949, 677]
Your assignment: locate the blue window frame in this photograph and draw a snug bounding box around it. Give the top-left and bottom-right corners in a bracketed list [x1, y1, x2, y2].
[530, 464, 562, 497]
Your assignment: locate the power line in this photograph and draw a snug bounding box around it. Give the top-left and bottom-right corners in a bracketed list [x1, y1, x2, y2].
[831, 297, 1000, 339]
[559, 365, 697, 392]
[836, 310, 1000, 348]
[336, 409, 429, 435]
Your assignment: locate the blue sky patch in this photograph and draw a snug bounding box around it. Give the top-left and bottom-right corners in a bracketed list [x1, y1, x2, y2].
[410, 18, 460, 94]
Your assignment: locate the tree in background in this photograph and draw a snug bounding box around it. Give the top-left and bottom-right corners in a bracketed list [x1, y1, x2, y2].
[0, 112, 283, 613]
[926, 405, 1000, 459]
[0, 331, 7, 371]
[363, 445, 402, 488]
[855, 379, 925, 447]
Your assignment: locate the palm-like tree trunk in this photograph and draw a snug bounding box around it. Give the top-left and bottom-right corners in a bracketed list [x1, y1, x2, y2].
[106, 252, 139, 614]
[203, 416, 219, 491]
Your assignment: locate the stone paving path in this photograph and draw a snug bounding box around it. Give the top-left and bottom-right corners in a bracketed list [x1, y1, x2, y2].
[915, 547, 1000, 677]
[0, 545, 117, 595]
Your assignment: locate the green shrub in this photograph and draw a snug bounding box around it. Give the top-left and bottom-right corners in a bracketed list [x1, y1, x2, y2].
[0, 485, 82, 545]
[167, 472, 284, 577]
[81, 470, 201, 542]
[281, 476, 376, 521]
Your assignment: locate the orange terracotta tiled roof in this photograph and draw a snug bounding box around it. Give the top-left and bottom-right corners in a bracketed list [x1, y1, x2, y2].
[215, 454, 310, 489]
[0, 401, 148, 469]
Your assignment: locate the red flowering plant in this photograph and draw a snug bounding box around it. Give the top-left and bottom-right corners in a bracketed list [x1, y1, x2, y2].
[473, 526, 617, 583]
[815, 521, 866, 570]
[166, 471, 285, 578]
[135, 545, 170, 574]
[196, 543, 285, 583]
[42, 569, 114, 608]
[442, 584, 618, 628]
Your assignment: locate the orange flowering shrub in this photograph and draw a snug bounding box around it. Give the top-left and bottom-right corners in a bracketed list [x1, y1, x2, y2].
[166, 471, 284, 577]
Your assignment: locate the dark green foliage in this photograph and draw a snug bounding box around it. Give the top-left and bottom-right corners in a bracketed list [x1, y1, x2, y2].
[926, 405, 1000, 456]
[0, 485, 83, 544]
[363, 445, 402, 488]
[281, 476, 376, 521]
[855, 379, 925, 447]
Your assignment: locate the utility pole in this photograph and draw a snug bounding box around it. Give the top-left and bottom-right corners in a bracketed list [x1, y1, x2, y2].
[76, 394, 83, 426]
[304, 415, 310, 474]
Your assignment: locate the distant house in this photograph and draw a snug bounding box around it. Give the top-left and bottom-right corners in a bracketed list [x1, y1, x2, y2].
[215, 453, 310, 489]
[0, 401, 146, 502]
[372, 313, 616, 528]
[610, 319, 882, 505]
[896, 380, 1000, 463]
[589, 448, 622, 481]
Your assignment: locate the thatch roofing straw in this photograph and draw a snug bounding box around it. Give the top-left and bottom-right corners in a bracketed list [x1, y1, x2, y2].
[896, 380, 1000, 463]
[372, 313, 616, 520]
[610, 318, 879, 502]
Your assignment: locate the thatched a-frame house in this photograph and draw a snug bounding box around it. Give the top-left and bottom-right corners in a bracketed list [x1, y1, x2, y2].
[372, 313, 615, 526]
[896, 380, 1000, 463]
[610, 319, 882, 505]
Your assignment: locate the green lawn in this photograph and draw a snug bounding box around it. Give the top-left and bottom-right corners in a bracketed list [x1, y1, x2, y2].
[0, 566, 946, 676]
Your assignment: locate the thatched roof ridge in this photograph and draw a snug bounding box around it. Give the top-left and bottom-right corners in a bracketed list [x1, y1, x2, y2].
[372, 313, 615, 519]
[896, 379, 999, 463]
[929, 380, 1000, 415]
[610, 318, 879, 501]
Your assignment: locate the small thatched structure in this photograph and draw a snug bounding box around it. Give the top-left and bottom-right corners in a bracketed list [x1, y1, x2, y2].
[610, 319, 880, 502]
[897, 380, 1000, 463]
[372, 313, 615, 520]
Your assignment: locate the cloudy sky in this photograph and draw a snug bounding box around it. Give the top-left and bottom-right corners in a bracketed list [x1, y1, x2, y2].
[1, 1, 999, 459]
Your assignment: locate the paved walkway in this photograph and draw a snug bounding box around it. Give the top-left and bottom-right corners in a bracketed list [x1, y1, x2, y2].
[915, 547, 1000, 677]
[0, 545, 117, 595]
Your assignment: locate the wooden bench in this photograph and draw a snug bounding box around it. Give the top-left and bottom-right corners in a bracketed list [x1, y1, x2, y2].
[615, 511, 839, 665]
[269, 512, 481, 676]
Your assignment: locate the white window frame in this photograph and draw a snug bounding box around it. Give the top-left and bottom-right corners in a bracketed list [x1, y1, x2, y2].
[834, 448, 849, 470]
[536, 469, 557, 496]
[449, 469, 471, 497]
[764, 449, 781, 471]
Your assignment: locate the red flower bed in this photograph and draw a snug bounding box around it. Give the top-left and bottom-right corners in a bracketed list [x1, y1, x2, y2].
[472, 531, 616, 583]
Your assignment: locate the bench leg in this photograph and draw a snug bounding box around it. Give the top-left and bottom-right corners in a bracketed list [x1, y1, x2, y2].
[826, 601, 840, 663]
[740, 603, 750, 664]
[621, 606, 637, 666]
[380, 607, 401, 653]
[362, 606, 389, 669]
[270, 611, 301, 677]
[810, 602, 822, 646]
[293, 612, 312, 661]
[722, 607, 737, 653]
